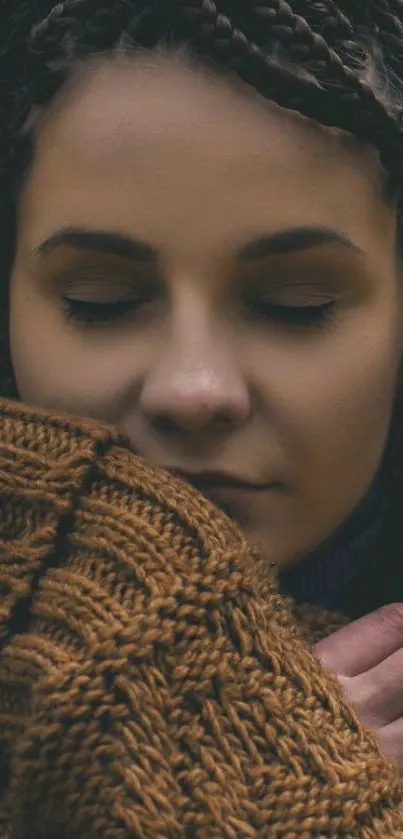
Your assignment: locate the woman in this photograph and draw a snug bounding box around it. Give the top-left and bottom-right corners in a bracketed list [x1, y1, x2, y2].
[1, 1, 403, 835]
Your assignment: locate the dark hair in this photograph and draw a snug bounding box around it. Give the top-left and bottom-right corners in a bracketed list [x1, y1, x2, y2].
[1, 0, 403, 393]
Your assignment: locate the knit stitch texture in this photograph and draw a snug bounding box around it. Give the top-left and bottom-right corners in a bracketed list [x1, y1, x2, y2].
[0, 398, 403, 837]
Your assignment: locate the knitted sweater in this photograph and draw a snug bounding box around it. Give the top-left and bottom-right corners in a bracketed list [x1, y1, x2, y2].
[1, 397, 403, 838]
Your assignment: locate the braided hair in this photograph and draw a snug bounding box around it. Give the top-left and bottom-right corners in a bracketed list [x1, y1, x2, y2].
[1, 0, 403, 394]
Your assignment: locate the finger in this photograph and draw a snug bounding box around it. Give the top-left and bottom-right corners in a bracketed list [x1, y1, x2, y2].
[354, 644, 403, 726]
[314, 603, 403, 677]
[377, 717, 403, 776]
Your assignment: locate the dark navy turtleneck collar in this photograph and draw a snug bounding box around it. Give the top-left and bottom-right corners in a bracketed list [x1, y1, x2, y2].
[278, 468, 389, 612]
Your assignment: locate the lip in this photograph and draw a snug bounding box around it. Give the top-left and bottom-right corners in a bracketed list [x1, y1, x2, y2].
[166, 468, 275, 491]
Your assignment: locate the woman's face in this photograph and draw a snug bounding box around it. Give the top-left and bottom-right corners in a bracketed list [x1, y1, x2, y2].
[9, 55, 403, 569]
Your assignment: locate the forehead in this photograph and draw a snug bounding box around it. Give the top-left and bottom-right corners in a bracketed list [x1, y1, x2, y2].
[20, 54, 394, 258]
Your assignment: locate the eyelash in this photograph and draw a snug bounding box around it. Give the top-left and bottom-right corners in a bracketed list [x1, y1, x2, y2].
[251, 300, 335, 326]
[62, 297, 144, 324]
[62, 297, 335, 327]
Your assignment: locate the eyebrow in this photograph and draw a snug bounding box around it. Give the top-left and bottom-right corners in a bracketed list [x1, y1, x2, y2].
[34, 224, 362, 263]
[35, 228, 157, 261]
[237, 226, 362, 261]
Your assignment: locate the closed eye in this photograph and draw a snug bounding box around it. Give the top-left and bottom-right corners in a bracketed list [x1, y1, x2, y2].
[250, 300, 336, 326]
[62, 297, 147, 324]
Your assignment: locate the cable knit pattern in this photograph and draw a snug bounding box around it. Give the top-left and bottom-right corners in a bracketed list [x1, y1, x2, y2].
[0, 397, 403, 838]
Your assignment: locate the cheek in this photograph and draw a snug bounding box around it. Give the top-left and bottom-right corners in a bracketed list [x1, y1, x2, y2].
[9, 289, 138, 420]
[257, 312, 400, 478]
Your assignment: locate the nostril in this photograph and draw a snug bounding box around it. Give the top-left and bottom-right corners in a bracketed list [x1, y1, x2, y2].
[150, 415, 180, 437]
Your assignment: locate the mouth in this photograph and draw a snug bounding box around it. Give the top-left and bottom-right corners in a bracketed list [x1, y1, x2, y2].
[167, 469, 276, 492]
[165, 469, 282, 521]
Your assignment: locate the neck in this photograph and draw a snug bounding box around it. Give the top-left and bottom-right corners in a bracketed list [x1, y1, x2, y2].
[278, 468, 389, 612]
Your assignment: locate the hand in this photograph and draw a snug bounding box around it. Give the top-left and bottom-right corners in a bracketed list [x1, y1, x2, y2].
[314, 603, 403, 774]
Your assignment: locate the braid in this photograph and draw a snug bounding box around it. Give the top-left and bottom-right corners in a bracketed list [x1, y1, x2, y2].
[30, 1, 71, 40]
[10, 0, 403, 162]
[292, 1, 354, 40]
[181, 0, 349, 117]
[243, 2, 400, 141]
[373, 5, 403, 39]
[29, 0, 139, 56]
[180, 0, 402, 178]
[331, 0, 403, 41]
[256, 0, 354, 45]
[1, 0, 403, 254]
[24, 0, 388, 151]
[334, 0, 403, 45]
[380, 0, 403, 18]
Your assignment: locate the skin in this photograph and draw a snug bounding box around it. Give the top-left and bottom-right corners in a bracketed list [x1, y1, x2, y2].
[8, 53, 403, 571]
[316, 604, 403, 776]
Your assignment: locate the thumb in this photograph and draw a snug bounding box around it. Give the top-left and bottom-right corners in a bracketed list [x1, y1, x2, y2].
[313, 603, 403, 677]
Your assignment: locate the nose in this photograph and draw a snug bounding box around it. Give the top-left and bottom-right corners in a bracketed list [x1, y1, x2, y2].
[139, 328, 250, 435]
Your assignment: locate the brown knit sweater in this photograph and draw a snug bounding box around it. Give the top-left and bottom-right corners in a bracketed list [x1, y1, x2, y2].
[1, 397, 403, 838]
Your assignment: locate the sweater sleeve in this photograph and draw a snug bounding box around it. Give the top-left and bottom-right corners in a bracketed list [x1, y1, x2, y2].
[0, 398, 403, 839]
